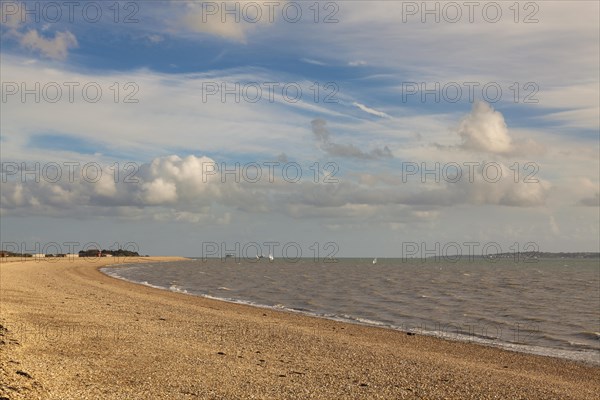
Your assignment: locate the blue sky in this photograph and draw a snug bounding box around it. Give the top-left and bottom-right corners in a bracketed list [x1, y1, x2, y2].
[1, 1, 599, 257]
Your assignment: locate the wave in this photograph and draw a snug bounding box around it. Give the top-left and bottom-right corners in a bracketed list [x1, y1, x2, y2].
[169, 285, 188, 294]
[99, 261, 600, 366]
[577, 331, 600, 341]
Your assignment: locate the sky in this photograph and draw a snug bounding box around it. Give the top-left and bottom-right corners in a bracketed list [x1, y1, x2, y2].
[1, 0, 599, 258]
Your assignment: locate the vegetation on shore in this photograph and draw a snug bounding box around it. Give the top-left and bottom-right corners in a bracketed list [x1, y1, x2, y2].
[0, 249, 141, 257]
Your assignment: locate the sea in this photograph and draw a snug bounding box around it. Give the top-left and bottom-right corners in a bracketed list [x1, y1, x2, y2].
[101, 257, 600, 364]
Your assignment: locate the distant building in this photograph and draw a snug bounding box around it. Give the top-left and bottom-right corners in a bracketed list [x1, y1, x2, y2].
[66, 253, 79, 258]
[103, 254, 113, 257]
[32, 254, 45, 258]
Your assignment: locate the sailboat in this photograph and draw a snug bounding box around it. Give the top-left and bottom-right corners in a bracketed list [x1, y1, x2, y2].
[372, 258, 377, 265]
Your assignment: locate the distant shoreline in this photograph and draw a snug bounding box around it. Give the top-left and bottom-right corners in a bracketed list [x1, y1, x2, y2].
[2, 251, 599, 260]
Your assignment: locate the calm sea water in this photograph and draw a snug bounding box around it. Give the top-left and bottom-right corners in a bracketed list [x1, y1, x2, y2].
[102, 258, 600, 364]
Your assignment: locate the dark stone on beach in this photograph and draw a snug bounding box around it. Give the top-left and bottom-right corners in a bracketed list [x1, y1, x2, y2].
[217, 352, 226, 355]
[158, 317, 166, 321]
[278, 374, 286, 377]
[406, 332, 415, 336]
[359, 383, 368, 387]
[16, 370, 32, 379]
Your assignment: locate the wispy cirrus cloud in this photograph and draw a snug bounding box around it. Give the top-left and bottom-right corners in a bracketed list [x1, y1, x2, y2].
[352, 102, 390, 118]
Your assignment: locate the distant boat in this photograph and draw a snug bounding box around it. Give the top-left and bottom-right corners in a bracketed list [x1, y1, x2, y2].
[268, 253, 274, 261]
[372, 258, 377, 264]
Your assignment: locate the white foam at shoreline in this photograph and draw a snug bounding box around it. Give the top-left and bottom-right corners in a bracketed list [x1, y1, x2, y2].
[100, 265, 600, 366]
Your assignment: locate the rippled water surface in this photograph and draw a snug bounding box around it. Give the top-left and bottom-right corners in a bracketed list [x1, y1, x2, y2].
[102, 258, 600, 364]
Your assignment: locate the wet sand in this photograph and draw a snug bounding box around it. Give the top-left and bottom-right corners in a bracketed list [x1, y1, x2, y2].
[1, 257, 598, 399]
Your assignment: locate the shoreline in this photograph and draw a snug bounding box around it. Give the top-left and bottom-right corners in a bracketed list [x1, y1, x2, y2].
[101, 261, 600, 367]
[1, 257, 599, 399]
[101, 258, 600, 366]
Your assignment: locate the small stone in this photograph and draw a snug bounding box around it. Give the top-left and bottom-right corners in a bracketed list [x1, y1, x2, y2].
[16, 370, 32, 379]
